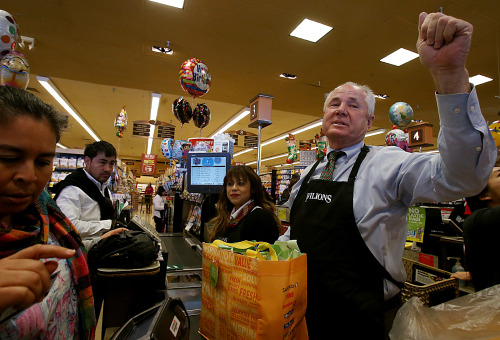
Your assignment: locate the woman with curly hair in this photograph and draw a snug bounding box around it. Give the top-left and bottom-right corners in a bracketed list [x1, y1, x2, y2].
[208, 166, 281, 243]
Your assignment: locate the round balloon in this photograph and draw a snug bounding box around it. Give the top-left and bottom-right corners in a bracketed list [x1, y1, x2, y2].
[385, 129, 407, 147]
[172, 97, 192, 124]
[389, 102, 413, 128]
[179, 58, 211, 98]
[0, 51, 29, 89]
[193, 103, 211, 129]
[489, 120, 500, 148]
[0, 10, 20, 56]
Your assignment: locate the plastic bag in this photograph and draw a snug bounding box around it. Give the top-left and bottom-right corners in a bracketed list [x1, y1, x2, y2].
[390, 284, 500, 339]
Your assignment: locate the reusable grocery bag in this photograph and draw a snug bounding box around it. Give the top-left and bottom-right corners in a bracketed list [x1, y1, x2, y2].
[199, 240, 308, 340]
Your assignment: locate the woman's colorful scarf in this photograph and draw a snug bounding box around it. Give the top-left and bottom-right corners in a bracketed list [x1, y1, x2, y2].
[0, 190, 96, 339]
[227, 200, 255, 229]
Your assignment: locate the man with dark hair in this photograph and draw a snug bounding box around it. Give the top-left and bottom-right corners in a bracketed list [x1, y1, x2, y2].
[54, 141, 125, 250]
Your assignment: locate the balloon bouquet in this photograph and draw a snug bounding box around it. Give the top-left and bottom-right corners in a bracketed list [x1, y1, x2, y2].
[285, 134, 298, 164]
[162, 58, 212, 164]
[0, 10, 29, 89]
[315, 130, 328, 161]
[386, 101, 414, 152]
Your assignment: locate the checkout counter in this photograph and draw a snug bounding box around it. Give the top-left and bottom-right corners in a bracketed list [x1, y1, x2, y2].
[100, 216, 206, 339]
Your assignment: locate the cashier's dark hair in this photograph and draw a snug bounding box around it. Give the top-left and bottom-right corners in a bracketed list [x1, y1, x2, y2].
[0, 85, 66, 142]
[208, 165, 281, 242]
[84, 141, 117, 159]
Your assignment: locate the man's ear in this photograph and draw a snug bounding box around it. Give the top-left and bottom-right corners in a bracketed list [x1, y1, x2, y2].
[367, 115, 375, 129]
[84, 156, 91, 168]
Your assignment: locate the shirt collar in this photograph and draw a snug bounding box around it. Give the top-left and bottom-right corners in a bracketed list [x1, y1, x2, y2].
[326, 140, 364, 162]
[230, 199, 254, 219]
[83, 169, 109, 192]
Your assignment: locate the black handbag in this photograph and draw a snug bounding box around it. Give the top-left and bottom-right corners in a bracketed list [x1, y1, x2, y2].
[88, 230, 159, 270]
[110, 297, 190, 340]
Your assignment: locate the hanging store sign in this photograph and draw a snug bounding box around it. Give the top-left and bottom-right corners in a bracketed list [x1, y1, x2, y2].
[244, 135, 258, 147]
[132, 121, 151, 137]
[141, 153, 157, 175]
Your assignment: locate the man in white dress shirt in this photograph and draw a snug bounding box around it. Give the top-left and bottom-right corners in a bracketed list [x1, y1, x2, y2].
[55, 141, 126, 251]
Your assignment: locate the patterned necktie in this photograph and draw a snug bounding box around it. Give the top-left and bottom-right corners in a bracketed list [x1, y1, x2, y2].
[320, 150, 345, 180]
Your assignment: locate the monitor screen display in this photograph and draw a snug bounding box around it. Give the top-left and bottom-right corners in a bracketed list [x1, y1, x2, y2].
[187, 152, 231, 194]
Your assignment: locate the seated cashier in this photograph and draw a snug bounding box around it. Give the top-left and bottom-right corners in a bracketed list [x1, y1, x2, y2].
[0, 85, 95, 339]
[208, 165, 281, 244]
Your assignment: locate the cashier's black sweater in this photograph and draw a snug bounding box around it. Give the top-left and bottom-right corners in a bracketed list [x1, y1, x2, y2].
[220, 207, 280, 244]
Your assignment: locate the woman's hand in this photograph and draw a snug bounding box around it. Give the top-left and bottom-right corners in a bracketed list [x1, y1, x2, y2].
[0, 245, 76, 315]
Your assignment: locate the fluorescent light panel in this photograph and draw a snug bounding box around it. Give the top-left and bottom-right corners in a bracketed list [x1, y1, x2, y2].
[380, 48, 419, 66]
[469, 75, 493, 86]
[290, 19, 332, 43]
[148, 0, 184, 9]
[366, 128, 386, 137]
[261, 120, 323, 147]
[37, 76, 100, 142]
[56, 143, 68, 149]
[209, 107, 250, 138]
[147, 93, 162, 154]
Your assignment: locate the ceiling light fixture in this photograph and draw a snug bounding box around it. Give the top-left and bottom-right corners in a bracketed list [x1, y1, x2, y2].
[147, 93, 162, 154]
[246, 152, 289, 165]
[365, 128, 386, 137]
[152, 46, 173, 55]
[37, 76, 100, 142]
[56, 143, 68, 149]
[290, 19, 333, 43]
[280, 73, 297, 80]
[380, 48, 419, 66]
[261, 119, 323, 147]
[234, 147, 256, 157]
[234, 120, 322, 157]
[469, 75, 493, 86]
[19, 36, 35, 50]
[148, 0, 184, 9]
[209, 107, 250, 138]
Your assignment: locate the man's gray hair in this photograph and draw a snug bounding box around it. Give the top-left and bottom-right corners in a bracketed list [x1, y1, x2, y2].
[323, 81, 376, 116]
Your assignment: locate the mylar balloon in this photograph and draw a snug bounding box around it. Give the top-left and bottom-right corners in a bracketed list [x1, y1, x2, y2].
[179, 58, 211, 98]
[389, 102, 413, 128]
[172, 97, 192, 124]
[161, 138, 174, 159]
[0, 10, 20, 56]
[0, 51, 29, 89]
[385, 129, 407, 147]
[193, 103, 211, 129]
[114, 107, 128, 138]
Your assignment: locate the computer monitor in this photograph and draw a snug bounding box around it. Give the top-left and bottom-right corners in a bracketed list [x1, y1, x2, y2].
[186, 152, 232, 194]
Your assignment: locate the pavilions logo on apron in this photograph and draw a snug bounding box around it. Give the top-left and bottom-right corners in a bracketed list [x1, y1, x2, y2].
[304, 192, 332, 203]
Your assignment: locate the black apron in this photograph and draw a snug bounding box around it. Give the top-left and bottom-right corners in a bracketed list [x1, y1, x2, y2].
[290, 146, 402, 339]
